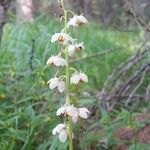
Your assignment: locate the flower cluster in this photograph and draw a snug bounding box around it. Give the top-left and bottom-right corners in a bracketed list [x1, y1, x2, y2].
[46, 0, 90, 145]
[56, 104, 90, 124]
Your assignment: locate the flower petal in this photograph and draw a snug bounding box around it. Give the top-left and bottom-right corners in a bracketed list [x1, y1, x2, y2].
[51, 33, 63, 43]
[49, 78, 59, 89]
[66, 105, 77, 116]
[59, 58, 67, 66]
[51, 33, 73, 45]
[70, 74, 80, 84]
[67, 16, 77, 28]
[80, 73, 88, 82]
[68, 45, 75, 57]
[53, 57, 66, 67]
[52, 124, 66, 135]
[67, 15, 88, 28]
[46, 56, 54, 65]
[77, 15, 88, 24]
[52, 127, 57, 135]
[59, 130, 68, 143]
[78, 107, 90, 119]
[46, 56, 66, 67]
[72, 113, 79, 124]
[58, 81, 65, 93]
[56, 106, 65, 116]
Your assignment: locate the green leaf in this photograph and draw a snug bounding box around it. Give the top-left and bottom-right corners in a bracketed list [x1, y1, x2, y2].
[129, 144, 150, 150]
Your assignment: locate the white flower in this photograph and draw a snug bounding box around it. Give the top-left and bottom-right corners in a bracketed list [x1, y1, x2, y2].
[46, 56, 66, 67]
[52, 123, 74, 143]
[47, 77, 65, 93]
[51, 32, 73, 45]
[67, 15, 88, 28]
[72, 107, 90, 123]
[68, 42, 84, 56]
[57, 104, 77, 117]
[57, 105, 90, 124]
[52, 124, 66, 135]
[52, 123, 68, 143]
[70, 72, 88, 84]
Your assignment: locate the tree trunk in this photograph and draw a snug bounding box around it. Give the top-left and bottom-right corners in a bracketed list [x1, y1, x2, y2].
[16, 0, 33, 22]
[81, 0, 92, 16]
[0, 0, 10, 44]
[101, 0, 110, 25]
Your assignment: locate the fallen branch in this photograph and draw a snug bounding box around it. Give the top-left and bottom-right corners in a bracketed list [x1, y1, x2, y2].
[117, 62, 150, 96]
[97, 45, 150, 110]
[98, 45, 148, 109]
[125, 69, 146, 106]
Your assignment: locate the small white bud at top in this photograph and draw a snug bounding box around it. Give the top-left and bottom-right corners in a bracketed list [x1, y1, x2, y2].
[67, 15, 88, 28]
[68, 42, 84, 57]
[47, 77, 65, 93]
[70, 72, 88, 84]
[51, 32, 73, 45]
[46, 55, 66, 67]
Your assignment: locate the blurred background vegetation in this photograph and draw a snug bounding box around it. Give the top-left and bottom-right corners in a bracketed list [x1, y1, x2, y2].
[0, 0, 150, 149]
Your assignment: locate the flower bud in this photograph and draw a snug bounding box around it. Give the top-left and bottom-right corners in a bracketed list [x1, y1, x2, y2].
[70, 72, 88, 84]
[51, 32, 73, 45]
[46, 55, 66, 67]
[47, 77, 65, 93]
[67, 15, 88, 28]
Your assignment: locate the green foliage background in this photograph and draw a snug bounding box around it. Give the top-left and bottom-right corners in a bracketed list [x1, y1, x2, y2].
[0, 14, 149, 149]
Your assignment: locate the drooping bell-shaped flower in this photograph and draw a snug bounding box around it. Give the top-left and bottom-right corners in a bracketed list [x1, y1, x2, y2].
[46, 55, 66, 67]
[47, 77, 65, 93]
[52, 123, 68, 143]
[57, 105, 90, 124]
[67, 15, 88, 28]
[51, 32, 73, 45]
[68, 42, 84, 57]
[72, 107, 90, 123]
[70, 72, 88, 84]
[57, 104, 77, 117]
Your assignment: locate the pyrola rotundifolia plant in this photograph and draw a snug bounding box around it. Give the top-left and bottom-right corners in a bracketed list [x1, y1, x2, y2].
[46, 0, 90, 149]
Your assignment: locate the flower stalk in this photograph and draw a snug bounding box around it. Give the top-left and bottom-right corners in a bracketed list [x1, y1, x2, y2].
[68, 117, 73, 150]
[62, 1, 73, 149]
[46, 0, 89, 149]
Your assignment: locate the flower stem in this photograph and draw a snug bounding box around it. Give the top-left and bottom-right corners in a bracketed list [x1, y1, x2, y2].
[62, 1, 73, 149]
[68, 117, 73, 150]
[65, 50, 70, 105]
